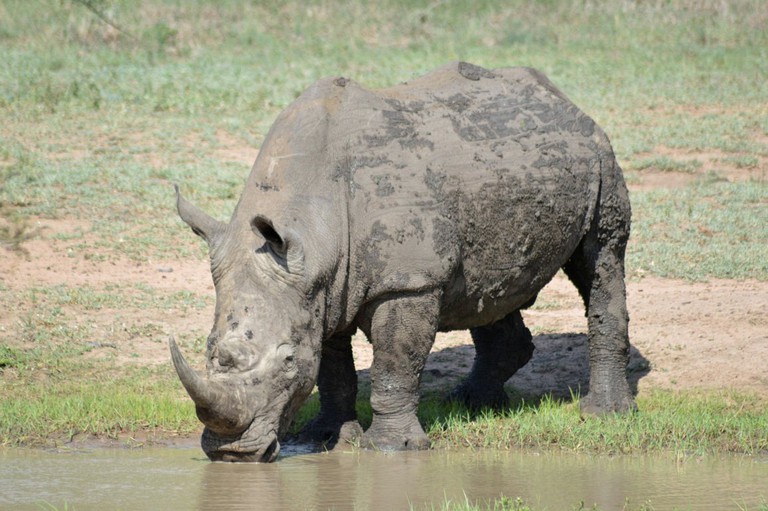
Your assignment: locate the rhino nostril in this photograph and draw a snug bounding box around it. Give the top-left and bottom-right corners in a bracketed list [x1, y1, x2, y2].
[216, 337, 254, 370]
[218, 348, 234, 367]
[216, 339, 239, 367]
[245, 330, 253, 340]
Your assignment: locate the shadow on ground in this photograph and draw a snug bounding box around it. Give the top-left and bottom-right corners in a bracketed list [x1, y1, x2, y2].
[358, 333, 651, 404]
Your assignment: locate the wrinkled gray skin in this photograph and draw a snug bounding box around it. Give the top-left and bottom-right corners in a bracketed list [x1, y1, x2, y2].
[170, 62, 634, 463]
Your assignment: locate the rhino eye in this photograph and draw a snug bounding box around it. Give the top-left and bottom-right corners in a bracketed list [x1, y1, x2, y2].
[276, 344, 296, 370]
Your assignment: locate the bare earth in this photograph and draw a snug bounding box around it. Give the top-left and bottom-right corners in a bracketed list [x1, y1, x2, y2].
[2, 215, 766, 400]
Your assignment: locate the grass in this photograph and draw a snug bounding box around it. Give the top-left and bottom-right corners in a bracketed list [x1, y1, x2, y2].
[35, 497, 768, 511]
[14, 283, 211, 312]
[0, 0, 766, 278]
[414, 496, 768, 511]
[34, 496, 768, 511]
[0, 334, 201, 446]
[0, 0, 767, 463]
[415, 496, 545, 511]
[0, 367, 197, 446]
[0, 0, 765, 278]
[628, 180, 767, 280]
[427, 390, 768, 456]
[626, 156, 703, 174]
[0, 282, 209, 447]
[0, 213, 40, 255]
[4, 364, 767, 458]
[291, 386, 768, 458]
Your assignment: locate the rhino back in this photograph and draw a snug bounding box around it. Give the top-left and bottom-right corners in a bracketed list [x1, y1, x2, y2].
[327, 62, 604, 330]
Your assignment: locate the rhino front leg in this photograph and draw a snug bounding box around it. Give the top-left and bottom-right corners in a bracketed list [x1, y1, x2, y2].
[361, 293, 439, 451]
[298, 331, 362, 445]
[449, 309, 534, 409]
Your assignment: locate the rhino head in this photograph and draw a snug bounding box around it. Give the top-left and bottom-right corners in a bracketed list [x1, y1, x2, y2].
[170, 184, 334, 462]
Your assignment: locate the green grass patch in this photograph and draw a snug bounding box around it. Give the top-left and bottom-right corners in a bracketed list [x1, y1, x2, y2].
[718, 155, 761, 169]
[414, 495, 768, 511]
[5, 355, 766, 456]
[18, 283, 211, 312]
[628, 180, 767, 280]
[0, 364, 198, 446]
[615, 108, 768, 159]
[626, 156, 702, 174]
[415, 495, 542, 511]
[289, 387, 768, 458]
[421, 391, 768, 456]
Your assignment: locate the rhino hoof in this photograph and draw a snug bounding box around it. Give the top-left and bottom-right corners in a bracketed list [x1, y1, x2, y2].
[360, 416, 430, 451]
[337, 421, 363, 445]
[579, 391, 637, 417]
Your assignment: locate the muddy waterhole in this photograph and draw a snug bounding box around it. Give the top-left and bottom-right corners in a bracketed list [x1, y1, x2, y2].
[2, 446, 766, 510]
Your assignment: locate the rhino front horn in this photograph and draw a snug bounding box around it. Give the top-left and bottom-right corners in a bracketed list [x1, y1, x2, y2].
[169, 337, 253, 435]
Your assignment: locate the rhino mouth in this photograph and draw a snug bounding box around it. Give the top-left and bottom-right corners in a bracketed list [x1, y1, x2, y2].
[202, 427, 280, 463]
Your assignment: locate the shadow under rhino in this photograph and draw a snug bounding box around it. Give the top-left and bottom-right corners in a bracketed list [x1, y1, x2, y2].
[416, 333, 651, 402]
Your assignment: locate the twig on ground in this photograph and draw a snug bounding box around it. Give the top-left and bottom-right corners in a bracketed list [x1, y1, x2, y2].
[71, 0, 138, 41]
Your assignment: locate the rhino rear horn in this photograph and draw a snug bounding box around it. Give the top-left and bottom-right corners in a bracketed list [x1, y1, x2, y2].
[174, 184, 226, 244]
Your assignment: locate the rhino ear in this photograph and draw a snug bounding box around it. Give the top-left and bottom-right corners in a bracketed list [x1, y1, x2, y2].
[251, 215, 304, 272]
[175, 184, 226, 244]
[251, 215, 284, 250]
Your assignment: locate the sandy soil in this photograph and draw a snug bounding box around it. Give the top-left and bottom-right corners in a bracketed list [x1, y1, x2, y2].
[2, 213, 766, 400]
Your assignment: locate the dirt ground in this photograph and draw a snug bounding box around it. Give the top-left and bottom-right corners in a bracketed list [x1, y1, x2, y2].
[2, 208, 766, 400]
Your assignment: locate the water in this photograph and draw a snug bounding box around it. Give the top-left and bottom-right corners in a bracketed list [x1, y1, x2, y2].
[1, 446, 766, 510]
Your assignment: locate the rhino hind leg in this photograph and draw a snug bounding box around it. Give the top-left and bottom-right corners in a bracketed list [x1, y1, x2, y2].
[360, 293, 440, 451]
[563, 158, 636, 416]
[297, 331, 362, 446]
[448, 310, 534, 410]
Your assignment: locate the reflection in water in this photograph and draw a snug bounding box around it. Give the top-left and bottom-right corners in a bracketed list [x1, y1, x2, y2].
[1, 446, 766, 510]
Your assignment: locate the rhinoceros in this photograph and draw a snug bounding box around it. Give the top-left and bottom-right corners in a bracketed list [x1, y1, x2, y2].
[169, 61, 634, 462]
